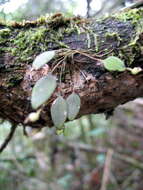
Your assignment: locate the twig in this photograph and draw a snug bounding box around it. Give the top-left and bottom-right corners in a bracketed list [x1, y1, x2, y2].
[0, 124, 17, 153]
[121, 169, 139, 189]
[75, 50, 101, 61]
[100, 148, 114, 190]
[43, 134, 143, 171]
[0, 155, 35, 162]
[110, 172, 121, 190]
[51, 49, 102, 73]
[69, 142, 143, 170]
[115, 153, 143, 170]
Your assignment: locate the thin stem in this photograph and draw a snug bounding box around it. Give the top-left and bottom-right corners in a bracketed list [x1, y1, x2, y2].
[0, 124, 17, 153]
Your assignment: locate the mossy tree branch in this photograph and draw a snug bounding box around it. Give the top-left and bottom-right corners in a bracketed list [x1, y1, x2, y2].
[0, 9, 143, 128]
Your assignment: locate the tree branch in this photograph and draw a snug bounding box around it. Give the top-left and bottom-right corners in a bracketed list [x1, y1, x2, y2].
[0, 125, 17, 153]
[0, 8, 143, 128]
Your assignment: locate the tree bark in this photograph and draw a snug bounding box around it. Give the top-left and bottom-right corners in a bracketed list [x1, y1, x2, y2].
[0, 8, 143, 128]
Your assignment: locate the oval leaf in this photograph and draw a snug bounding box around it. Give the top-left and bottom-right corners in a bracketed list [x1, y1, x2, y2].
[31, 74, 57, 109]
[51, 96, 67, 128]
[103, 56, 126, 72]
[66, 93, 81, 120]
[32, 51, 55, 70]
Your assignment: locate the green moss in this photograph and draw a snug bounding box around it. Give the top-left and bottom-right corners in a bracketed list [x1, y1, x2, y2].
[0, 13, 87, 63]
[0, 10, 142, 68]
[10, 27, 50, 62]
[105, 32, 121, 38]
[0, 28, 11, 44]
[114, 8, 143, 24]
[105, 32, 122, 46]
[5, 73, 23, 88]
[109, 8, 143, 65]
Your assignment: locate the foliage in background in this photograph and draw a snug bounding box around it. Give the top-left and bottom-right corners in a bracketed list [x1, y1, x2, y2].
[0, 0, 76, 21]
[0, 115, 110, 190]
[0, 0, 9, 5]
[0, 0, 130, 21]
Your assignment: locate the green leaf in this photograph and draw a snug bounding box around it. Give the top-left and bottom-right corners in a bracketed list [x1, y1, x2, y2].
[32, 50, 55, 70]
[103, 56, 126, 72]
[66, 93, 81, 120]
[31, 74, 57, 109]
[51, 96, 67, 128]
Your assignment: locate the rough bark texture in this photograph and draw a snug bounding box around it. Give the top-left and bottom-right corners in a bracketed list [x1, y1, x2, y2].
[0, 8, 143, 128]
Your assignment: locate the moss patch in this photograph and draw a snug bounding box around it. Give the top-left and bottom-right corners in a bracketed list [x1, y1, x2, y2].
[112, 8, 143, 65]
[0, 13, 89, 63]
[114, 8, 143, 24]
[0, 10, 143, 68]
